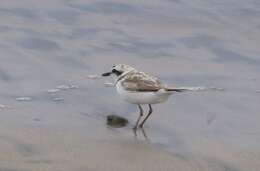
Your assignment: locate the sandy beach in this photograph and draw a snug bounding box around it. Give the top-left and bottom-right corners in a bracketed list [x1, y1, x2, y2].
[0, 0, 260, 170]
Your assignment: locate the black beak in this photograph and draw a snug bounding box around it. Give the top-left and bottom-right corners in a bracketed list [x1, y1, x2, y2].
[102, 72, 112, 76]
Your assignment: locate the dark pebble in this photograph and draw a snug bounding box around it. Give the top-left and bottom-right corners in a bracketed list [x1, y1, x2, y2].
[106, 115, 128, 128]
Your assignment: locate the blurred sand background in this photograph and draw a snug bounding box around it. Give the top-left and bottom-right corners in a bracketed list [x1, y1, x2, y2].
[0, 0, 260, 170]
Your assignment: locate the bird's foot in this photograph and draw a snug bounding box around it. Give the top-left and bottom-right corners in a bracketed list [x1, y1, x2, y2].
[133, 126, 138, 130]
[138, 124, 144, 128]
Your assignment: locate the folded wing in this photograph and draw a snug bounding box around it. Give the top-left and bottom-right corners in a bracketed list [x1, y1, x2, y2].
[121, 72, 164, 92]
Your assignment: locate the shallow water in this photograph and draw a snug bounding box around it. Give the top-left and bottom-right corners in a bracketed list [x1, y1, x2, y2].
[0, 0, 260, 170]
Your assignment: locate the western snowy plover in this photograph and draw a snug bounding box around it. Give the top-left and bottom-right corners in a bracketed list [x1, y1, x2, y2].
[102, 64, 185, 129]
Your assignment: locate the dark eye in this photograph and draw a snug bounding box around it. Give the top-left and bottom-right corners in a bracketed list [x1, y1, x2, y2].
[112, 69, 122, 76]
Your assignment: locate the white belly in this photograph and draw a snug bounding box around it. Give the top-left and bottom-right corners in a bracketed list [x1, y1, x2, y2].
[116, 82, 172, 104]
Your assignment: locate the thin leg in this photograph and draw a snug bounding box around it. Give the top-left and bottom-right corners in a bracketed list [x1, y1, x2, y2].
[133, 104, 143, 129]
[140, 128, 150, 142]
[139, 104, 153, 128]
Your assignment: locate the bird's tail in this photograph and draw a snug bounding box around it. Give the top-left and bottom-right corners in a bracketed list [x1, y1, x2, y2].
[166, 86, 219, 92]
[165, 87, 188, 92]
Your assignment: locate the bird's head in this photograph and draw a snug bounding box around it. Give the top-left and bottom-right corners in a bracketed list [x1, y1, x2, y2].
[102, 64, 136, 77]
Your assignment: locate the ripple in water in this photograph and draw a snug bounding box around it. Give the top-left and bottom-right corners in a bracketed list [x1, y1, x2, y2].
[15, 97, 32, 102]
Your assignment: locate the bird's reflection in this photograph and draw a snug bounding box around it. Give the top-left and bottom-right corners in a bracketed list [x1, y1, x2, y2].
[133, 127, 151, 142]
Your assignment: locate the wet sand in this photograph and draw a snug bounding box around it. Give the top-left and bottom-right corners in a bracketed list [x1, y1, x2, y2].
[0, 0, 260, 170]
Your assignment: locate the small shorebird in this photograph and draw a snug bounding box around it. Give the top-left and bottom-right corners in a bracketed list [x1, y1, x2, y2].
[102, 64, 185, 129]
